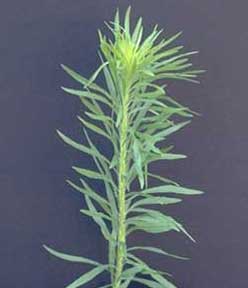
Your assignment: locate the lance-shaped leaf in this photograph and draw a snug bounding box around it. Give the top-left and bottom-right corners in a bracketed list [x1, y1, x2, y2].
[151, 121, 191, 143]
[127, 184, 204, 200]
[61, 87, 113, 108]
[83, 129, 118, 215]
[127, 246, 188, 260]
[127, 210, 195, 242]
[150, 273, 177, 288]
[57, 130, 110, 165]
[85, 62, 109, 89]
[133, 138, 144, 188]
[128, 254, 175, 288]
[121, 265, 144, 288]
[84, 194, 111, 240]
[85, 112, 113, 124]
[61, 64, 110, 98]
[132, 16, 143, 44]
[127, 195, 181, 212]
[72, 166, 111, 183]
[66, 179, 111, 215]
[127, 253, 171, 278]
[148, 153, 187, 162]
[43, 245, 100, 266]
[124, 6, 131, 36]
[147, 172, 179, 186]
[66, 265, 108, 288]
[77, 116, 111, 140]
[80, 209, 111, 221]
[132, 277, 164, 288]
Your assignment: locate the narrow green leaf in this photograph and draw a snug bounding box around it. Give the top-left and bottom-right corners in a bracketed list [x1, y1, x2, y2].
[127, 211, 179, 234]
[161, 31, 182, 48]
[61, 64, 109, 97]
[127, 253, 172, 278]
[61, 87, 112, 108]
[124, 6, 131, 36]
[133, 138, 144, 189]
[72, 166, 109, 182]
[77, 116, 111, 140]
[130, 210, 195, 241]
[155, 72, 200, 83]
[128, 185, 204, 198]
[57, 129, 110, 165]
[152, 121, 191, 141]
[85, 62, 108, 89]
[147, 172, 179, 186]
[127, 246, 188, 260]
[128, 196, 181, 211]
[100, 54, 117, 99]
[114, 8, 120, 34]
[121, 265, 144, 288]
[133, 277, 163, 288]
[84, 195, 111, 240]
[66, 265, 107, 288]
[99, 285, 112, 288]
[155, 50, 197, 68]
[155, 185, 203, 195]
[43, 245, 100, 266]
[80, 97, 100, 115]
[132, 17, 143, 44]
[151, 273, 177, 288]
[155, 153, 187, 160]
[83, 129, 118, 214]
[57, 130, 92, 155]
[80, 209, 111, 221]
[85, 111, 113, 124]
[67, 180, 111, 215]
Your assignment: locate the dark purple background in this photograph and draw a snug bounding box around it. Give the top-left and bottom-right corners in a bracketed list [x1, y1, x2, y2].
[1, 1, 247, 287]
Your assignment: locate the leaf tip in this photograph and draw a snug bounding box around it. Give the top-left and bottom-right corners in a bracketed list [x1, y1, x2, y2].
[56, 129, 63, 138]
[43, 244, 50, 253]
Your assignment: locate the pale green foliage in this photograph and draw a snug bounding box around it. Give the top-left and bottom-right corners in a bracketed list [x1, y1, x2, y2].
[44, 7, 204, 288]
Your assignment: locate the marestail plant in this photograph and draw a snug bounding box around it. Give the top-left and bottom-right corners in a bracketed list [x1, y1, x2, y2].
[44, 7, 204, 288]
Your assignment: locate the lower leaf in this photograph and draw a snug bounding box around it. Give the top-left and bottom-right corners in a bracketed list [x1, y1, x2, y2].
[43, 245, 100, 266]
[66, 265, 108, 288]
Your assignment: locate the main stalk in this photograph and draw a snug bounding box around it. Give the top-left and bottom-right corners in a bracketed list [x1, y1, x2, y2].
[113, 93, 129, 288]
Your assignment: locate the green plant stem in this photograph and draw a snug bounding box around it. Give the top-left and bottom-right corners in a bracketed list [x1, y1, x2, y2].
[114, 94, 129, 288]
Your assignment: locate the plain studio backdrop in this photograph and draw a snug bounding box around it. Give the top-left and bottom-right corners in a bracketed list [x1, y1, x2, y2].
[0, 1, 247, 287]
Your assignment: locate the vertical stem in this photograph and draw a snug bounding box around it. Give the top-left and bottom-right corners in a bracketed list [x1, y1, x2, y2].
[114, 94, 129, 288]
